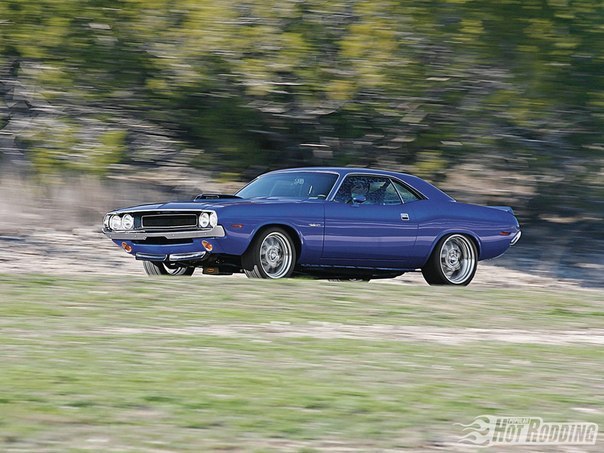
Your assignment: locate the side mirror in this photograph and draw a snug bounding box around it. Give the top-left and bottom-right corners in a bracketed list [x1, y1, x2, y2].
[352, 194, 366, 204]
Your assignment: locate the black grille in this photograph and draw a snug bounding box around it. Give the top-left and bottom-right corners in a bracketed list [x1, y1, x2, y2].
[141, 214, 197, 229]
[133, 238, 194, 245]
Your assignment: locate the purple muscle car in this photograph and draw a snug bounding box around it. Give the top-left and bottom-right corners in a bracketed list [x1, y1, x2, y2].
[102, 167, 520, 285]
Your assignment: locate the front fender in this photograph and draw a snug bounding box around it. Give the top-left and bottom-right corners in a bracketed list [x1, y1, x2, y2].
[212, 202, 326, 263]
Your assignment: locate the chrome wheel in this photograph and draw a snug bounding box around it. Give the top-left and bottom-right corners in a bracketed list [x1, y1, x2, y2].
[163, 263, 194, 276]
[439, 235, 475, 284]
[259, 232, 293, 279]
[242, 227, 298, 279]
[142, 261, 195, 276]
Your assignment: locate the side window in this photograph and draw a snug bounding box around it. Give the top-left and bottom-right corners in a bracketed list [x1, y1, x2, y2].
[381, 182, 402, 205]
[393, 180, 420, 203]
[334, 175, 402, 205]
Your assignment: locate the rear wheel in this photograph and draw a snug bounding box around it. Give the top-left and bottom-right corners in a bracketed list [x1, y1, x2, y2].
[421, 234, 477, 286]
[142, 261, 195, 276]
[242, 228, 297, 279]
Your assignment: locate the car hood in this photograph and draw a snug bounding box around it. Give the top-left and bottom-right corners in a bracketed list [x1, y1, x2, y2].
[110, 197, 318, 213]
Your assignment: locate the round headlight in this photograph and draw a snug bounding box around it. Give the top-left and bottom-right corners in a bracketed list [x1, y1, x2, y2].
[209, 211, 218, 228]
[122, 214, 134, 230]
[103, 214, 110, 229]
[109, 215, 123, 230]
[199, 212, 210, 228]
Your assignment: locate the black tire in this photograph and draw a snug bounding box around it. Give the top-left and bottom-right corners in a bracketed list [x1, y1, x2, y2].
[242, 227, 297, 279]
[142, 261, 195, 276]
[421, 234, 477, 286]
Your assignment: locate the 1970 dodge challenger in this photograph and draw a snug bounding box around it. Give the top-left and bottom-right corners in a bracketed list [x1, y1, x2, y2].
[102, 167, 520, 285]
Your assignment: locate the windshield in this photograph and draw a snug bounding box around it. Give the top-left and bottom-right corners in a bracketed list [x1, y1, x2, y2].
[236, 172, 338, 200]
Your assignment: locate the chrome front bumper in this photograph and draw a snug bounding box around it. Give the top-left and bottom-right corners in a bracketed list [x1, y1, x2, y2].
[168, 251, 207, 261]
[135, 251, 207, 262]
[510, 230, 521, 246]
[103, 225, 225, 240]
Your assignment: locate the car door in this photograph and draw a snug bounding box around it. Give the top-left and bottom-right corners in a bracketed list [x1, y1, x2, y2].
[321, 175, 419, 266]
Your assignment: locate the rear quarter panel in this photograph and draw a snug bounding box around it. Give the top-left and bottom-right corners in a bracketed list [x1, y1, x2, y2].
[409, 200, 519, 267]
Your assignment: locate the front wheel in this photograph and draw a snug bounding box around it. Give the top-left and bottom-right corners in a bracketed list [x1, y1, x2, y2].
[421, 234, 477, 286]
[242, 228, 297, 279]
[142, 261, 195, 276]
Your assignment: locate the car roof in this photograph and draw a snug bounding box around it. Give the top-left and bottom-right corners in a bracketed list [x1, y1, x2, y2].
[267, 167, 455, 201]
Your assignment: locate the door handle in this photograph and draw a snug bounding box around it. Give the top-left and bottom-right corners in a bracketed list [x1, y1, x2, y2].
[400, 213, 410, 221]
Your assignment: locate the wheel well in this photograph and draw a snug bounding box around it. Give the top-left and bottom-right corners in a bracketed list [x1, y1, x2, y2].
[462, 233, 480, 257]
[455, 233, 480, 257]
[248, 224, 302, 260]
[432, 232, 481, 258]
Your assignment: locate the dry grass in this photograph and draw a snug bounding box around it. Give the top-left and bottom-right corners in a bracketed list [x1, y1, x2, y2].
[0, 275, 602, 451]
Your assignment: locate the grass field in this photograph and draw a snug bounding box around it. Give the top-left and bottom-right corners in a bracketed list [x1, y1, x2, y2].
[1, 275, 602, 451]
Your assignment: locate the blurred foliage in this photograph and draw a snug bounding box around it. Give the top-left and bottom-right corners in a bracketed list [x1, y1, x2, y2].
[0, 0, 603, 221]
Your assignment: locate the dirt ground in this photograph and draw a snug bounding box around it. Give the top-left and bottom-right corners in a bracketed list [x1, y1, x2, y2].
[0, 172, 600, 288]
[0, 224, 591, 290]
